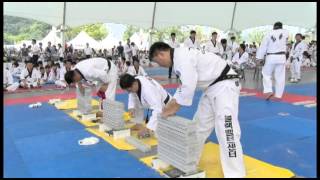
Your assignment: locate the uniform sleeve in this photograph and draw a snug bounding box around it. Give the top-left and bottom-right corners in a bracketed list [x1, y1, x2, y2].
[173, 56, 198, 106]
[205, 42, 210, 52]
[128, 93, 137, 109]
[256, 34, 269, 60]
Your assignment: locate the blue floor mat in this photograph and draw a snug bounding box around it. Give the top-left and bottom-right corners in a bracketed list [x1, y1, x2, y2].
[285, 83, 316, 96]
[9, 129, 161, 178]
[145, 67, 170, 76]
[4, 108, 161, 178]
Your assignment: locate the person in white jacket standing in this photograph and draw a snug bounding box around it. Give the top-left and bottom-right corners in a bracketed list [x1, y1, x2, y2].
[289, 33, 308, 83]
[256, 22, 289, 100]
[149, 42, 245, 178]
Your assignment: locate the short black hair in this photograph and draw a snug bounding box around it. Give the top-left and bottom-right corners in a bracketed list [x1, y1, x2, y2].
[38, 61, 43, 65]
[212, 32, 218, 35]
[190, 30, 196, 34]
[71, 61, 76, 65]
[149, 42, 171, 60]
[240, 44, 246, 51]
[54, 63, 60, 68]
[13, 61, 19, 67]
[231, 36, 236, 40]
[171, 32, 176, 36]
[132, 56, 139, 63]
[40, 67, 44, 70]
[64, 70, 75, 85]
[221, 39, 227, 44]
[273, 22, 283, 30]
[125, 61, 131, 66]
[296, 33, 303, 38]
[45, 65, 51, 69]
[119, 73, 136, 89]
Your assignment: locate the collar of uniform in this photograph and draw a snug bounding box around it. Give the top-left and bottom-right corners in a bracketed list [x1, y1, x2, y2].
[75, 68, 87, 81]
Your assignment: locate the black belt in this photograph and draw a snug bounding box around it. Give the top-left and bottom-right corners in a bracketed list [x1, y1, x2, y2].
[266, 51, 286, 55]
[146, 94, 170, 124]
[164, 94, 170, 104]
[208, 65, 239, 87]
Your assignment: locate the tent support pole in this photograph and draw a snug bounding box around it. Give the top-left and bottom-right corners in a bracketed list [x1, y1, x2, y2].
[62, 2, 66, 47]
[149, 2, 157, 48]
[230, 2, 237, 31]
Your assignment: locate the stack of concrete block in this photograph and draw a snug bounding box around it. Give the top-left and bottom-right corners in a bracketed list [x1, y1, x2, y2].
[76, 87, 92, 114]
[157, 116, 201, 175]
[102, 99, 126, 130]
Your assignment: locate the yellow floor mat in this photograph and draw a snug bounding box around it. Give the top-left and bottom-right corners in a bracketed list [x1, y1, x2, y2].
[54, 99, 99, 110]
[67, 111, 100, 127]
[139, 142, 295, 178]
[86, 126, 158, 151]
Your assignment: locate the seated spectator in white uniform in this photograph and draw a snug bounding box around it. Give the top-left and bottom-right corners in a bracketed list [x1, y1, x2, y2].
[10, 61, 21, 83]
[183, 30, 200, 49]
[127, 57, 147, 76]
[205, 32, 223, 56]
[221, 39, 233, 63]
[228, 36, 239, 58]
[39, 66, 48, 85]
[55, 60, 73, 87]
[301, 51, 311, 68]
[118, 57, 130, 76]
[231, 44, 249, 69]
[20, 61, 41, 88]
[4, 68, 14, 89]
[48, 63, 60, 83]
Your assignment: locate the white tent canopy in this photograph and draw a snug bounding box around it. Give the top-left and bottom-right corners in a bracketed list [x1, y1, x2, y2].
[100, 34, 120, 49]
[68, 31, 100, 49]
[4, 2, 317, 31]
[41, 27, 62, 46]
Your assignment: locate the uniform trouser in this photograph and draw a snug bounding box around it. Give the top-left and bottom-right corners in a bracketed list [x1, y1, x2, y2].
[290, 59, 301, 80]
[193, 79, 245, 178]
[262, 55, 286, 98]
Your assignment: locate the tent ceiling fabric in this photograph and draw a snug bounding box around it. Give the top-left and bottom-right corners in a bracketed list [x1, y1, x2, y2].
[4, 2, 316, 31]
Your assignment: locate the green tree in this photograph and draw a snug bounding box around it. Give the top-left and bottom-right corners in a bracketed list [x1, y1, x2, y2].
[248, 29, 267, 44]
[123, 25, 141, 41]
[65, 23, 108, 41]
[4, 15, 51, 44]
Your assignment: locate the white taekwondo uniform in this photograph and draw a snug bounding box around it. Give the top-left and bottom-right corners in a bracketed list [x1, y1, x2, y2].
[127, 65, 147, 76]
[221, 45, 233, 63]
[20, 67, 41, 88]
[168, 39, 180, 49]
[256, 28, 289, 98]
[205, 39, 223, 56]
[74, 57, 118, 100]
[228, 40, 239, 58]
[127, 76, 171, 131]
[183, 37, 201, 49]
[124, 43, 132, 61]
[289, 41, 307, 81]
[171, 47, 245, 178]
[232, 51, 249, 69]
